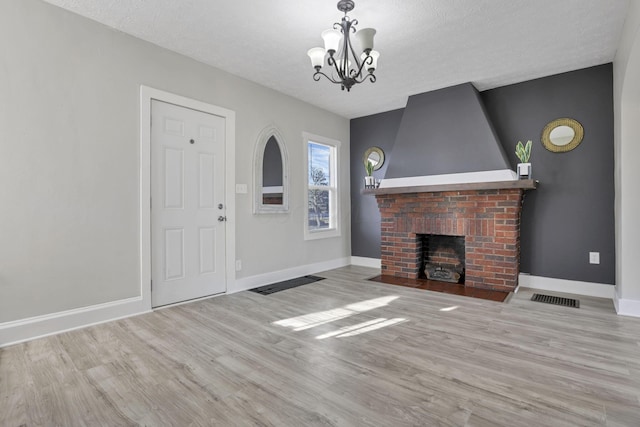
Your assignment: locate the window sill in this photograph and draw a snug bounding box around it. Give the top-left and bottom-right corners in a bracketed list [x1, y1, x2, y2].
[304, 227, 341, 241]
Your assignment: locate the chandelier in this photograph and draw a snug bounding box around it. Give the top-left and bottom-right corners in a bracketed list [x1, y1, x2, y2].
[307, 0, 379, 92]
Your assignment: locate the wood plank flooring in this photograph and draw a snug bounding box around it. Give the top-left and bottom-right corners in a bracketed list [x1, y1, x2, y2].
[1, 265, 640, 426]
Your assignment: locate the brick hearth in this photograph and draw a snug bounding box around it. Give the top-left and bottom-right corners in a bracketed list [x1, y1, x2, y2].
[375, 189, 525, 292]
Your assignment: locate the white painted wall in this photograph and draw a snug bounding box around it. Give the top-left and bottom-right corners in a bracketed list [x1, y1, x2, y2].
[0, 0, 349, 323]
[613, 1, 640, 315]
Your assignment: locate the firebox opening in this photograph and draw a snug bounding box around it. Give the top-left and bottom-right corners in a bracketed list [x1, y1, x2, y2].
[420, 235, 465, 284]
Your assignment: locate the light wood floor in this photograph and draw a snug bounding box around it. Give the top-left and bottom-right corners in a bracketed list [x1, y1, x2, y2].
[2, 266, 640, 426]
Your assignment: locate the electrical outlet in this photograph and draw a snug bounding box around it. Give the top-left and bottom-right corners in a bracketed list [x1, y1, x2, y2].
[235, 259, 242, 271]
[589, 252, 600, 265]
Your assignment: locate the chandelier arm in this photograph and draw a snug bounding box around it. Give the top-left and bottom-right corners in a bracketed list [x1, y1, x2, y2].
[327, 55, 345, 82]
[350, 53, 372, 78]
[353, 73, 376, 84]
[346, 16, 359, 74]
[313, 70, 342, 85]
[340, 19, 352, 79]
[348, 39, 362, 76]
[333, 17, 346, 80]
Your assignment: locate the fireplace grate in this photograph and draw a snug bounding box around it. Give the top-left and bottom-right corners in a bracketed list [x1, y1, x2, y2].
[531, 293, 579, 308]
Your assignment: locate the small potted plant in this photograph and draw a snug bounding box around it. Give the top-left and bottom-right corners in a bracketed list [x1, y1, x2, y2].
[515, 140, 532, 179]
[364, 160, 375, 187]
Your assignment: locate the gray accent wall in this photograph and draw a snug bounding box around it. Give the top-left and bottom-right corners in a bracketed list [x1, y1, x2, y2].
[385, 83, 510, 179]
[351, 109, 404, 258]
[481, 64, 615, 285]
[351, 65, 615, 285]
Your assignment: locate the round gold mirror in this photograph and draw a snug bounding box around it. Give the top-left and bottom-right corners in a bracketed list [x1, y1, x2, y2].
[363, 146, 385, 170]
[541, 118, 584, 153]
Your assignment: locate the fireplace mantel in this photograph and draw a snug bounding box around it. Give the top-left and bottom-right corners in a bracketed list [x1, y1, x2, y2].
[363, 179, 537, 196]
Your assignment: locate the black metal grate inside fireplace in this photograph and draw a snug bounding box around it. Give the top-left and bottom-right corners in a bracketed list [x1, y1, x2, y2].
[420, 234, 465, 284]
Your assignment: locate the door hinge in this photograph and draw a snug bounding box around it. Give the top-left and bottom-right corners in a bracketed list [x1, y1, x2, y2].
[151, 280, 153, 291]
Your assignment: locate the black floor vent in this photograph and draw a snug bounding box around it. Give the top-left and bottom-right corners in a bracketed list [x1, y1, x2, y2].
[249, 275, 325, 295]
[531, 293, 580, 308]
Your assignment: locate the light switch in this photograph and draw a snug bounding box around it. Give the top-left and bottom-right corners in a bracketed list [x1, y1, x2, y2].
[236, 184, 248, 194]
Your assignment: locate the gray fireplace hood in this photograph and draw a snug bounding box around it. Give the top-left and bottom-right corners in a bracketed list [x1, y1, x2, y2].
[381, 83, 514, 188]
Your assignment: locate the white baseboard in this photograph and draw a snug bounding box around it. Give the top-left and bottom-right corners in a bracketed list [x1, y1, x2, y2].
[613, 295, 640, 317]
[518, 274, 614, 299]
[1, 257, 352, 347]
[0, 296, 150, 348]
[231, 257, 351, 294]
[350, 256, 382, 269]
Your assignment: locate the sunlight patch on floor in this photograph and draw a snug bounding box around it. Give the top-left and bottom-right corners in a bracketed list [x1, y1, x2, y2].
[273, 295, 400, 331]
[439, 305, 460, 312]
[274, 307, 354, 331]
[344, 295, 399, 312]
[315, 318, 407, 339]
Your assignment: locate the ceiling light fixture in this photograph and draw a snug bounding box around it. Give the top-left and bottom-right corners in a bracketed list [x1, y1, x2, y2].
[307, 0, 379, 92]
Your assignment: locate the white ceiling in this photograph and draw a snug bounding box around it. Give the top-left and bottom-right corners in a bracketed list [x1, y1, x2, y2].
[43, 0, 629, 119]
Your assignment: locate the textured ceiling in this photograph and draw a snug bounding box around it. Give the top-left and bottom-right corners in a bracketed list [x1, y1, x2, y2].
[42, 0, 629, 119]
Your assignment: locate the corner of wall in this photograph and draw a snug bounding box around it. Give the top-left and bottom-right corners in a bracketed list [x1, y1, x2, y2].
[614, 0, 640, 307]
[614, 293, 640, 317]
[350, 256, 382, 269]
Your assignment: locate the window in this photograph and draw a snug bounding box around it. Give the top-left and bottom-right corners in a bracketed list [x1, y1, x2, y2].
[304, 132, 340, 240]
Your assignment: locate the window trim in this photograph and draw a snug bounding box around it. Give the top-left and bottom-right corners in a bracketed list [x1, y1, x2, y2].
[303, 132, 341, 240]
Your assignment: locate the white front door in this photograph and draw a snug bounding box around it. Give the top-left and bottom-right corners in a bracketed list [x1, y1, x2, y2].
[151, 100, 226, 307]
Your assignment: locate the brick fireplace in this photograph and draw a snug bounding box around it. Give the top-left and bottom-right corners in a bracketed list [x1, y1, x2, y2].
[375, 183, 534, 292]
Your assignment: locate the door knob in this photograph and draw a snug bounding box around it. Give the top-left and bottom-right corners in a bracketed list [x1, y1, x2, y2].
[218, 203, 224, 210]
[218, 216, 227, 222]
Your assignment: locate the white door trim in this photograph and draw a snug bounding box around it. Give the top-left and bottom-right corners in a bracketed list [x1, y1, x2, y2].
[140, 86, 236, 311]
